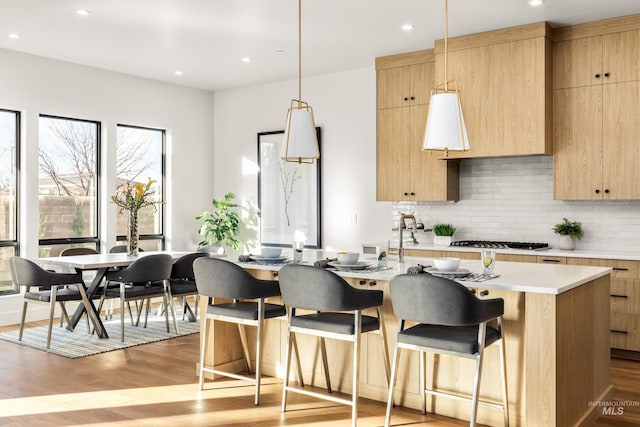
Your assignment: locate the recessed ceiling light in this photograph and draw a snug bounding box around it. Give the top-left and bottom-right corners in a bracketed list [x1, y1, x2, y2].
[7, 33, 19, 39]
[174, 70, 183, 76]
[401, 24, 415, 32]
[77, 9, 91, 16]
[241, 57, 251, 63]
[528, 0, 544, 6]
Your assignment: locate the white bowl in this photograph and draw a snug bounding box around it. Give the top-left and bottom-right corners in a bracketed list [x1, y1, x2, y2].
[433, 257, 460, 272]
[337, 252, 359, 265]
[261, 247, 282, 258]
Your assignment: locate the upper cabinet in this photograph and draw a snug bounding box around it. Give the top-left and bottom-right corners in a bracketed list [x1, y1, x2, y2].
[432, 22, 553, 159]
[375, 50, 459, 202]
[553, 16, 640, 200]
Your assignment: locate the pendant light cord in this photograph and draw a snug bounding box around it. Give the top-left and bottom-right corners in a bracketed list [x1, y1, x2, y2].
[297, 0, 302, 107]
[444, 0, 448, 91]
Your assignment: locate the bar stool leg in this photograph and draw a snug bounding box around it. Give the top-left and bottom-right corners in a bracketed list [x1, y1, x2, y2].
[384, 335, 401, 427]
[282, 307, 294, 412]
[420, 351, 427, 414]
[254, 299, 265, 406]
[319, 337, 332, 392]
[498, 317, 509, 426]
[199, 316, 210, 390]
[351, 310, 362, 427]
[470, 323, 487, 426]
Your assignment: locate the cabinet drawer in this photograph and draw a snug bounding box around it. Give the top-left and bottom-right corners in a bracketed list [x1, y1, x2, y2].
[567, 258, 639, 279]
[498, 254, 535, 263]
[610, 279, 640, 315]
[537, 256, 567, 264]
[610, 313, 640, 351]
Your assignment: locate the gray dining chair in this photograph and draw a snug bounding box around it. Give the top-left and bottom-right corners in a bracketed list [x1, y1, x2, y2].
[278, 264, 391, 427]
[9, 256, 87, 349]
[98, 254, 175, 342]
[385, 273, 509, 427]
[193, 257, 296, 405]
[169, 252, 208, 321]
[109, 245, 144, 253]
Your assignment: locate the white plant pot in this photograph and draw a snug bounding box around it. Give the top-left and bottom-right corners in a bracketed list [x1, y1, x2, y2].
[558, 235, 576, 250]
[433, 235, 453, 246]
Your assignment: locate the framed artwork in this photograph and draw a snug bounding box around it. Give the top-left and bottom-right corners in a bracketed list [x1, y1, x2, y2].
[257, 128, 321, 248]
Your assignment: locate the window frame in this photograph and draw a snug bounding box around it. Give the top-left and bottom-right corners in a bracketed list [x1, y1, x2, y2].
[0, 108, 21, 295]
[37, 114, 101, 253]
[114, 124, 166, 249]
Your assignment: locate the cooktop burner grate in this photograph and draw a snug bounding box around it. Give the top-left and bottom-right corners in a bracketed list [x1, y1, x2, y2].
[450, 240, 550, 250]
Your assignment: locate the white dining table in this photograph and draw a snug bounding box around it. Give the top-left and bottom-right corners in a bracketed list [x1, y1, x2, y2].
[34, 251, 192, 339]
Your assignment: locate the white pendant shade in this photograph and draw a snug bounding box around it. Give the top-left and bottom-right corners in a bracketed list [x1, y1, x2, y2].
[422, 92, 470, 151]
[281, 106, 319, 162]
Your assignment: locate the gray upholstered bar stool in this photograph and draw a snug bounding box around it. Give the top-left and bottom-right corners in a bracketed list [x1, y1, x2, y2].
[278, 264, 391, 427]
[385, 274, 509, 427]
[193, 257, 292, 406]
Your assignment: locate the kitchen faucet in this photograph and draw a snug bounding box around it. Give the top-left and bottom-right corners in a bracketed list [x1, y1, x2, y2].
[397, 213, 417, 263]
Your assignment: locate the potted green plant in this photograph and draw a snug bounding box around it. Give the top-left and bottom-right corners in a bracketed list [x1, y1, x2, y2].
[553, 217, 584, 250]
[432, 223, 456, 246]
[196, 192, 241, 252]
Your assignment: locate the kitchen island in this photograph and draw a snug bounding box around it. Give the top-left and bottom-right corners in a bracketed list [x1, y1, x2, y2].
[200, 255, 611, 426]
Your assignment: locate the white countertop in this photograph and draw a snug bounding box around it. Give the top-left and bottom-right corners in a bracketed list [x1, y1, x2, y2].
[239, 254, 612, 295]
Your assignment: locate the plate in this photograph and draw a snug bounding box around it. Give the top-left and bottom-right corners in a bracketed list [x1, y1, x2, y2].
[425, 267, 471, 278]
[327, 261, 370, 270]
[250, 256, 288, 265]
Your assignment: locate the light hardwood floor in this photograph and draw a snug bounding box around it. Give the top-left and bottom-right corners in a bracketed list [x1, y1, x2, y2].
[0, 320, 638, 426]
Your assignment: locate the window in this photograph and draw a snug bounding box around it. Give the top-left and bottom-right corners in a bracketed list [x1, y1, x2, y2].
[115, 125, 165, 250]
[0, 109, 19, 295]
[38, 115, 99, 256]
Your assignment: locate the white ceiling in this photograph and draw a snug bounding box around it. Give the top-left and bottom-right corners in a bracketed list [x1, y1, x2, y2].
[1, 0, 639, 92]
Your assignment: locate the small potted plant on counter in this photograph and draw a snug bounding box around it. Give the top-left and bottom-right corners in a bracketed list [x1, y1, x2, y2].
[432, 223, 456, 246]
[553, 217, 584, 250]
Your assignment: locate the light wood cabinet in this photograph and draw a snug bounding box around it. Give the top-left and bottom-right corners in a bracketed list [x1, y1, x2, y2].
[567, 257, 640, 351]
[376, 51, 459, 201]
[553, 23, 640, 200]
[431, 22, 553, 158]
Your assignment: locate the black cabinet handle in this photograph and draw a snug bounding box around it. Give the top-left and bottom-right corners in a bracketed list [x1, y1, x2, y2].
[610, 294, 628, 298]
[613, 267, 629, 271]
[541, 259, 561, 263]
[410, 192, 415, 196]
[470, 288, 477, 294]
[611, 329, 628, 334]
[595, 74, 601, 78]
[403, 97, 409, 101]
[595, 189, 600, 194]
[368, 281, 377, 287]
[604, 72, 610, 77]
[410, 96, 415, 100]
[359, 280, 366, 286]
[604, 189, 610, 194]
[480, 290, 489, 296]
[272, 271, 279, 278]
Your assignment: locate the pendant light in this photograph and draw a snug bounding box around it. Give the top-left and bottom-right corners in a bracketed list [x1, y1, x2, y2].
[281, 0, 319, 164]
[422, 0, 470, 156]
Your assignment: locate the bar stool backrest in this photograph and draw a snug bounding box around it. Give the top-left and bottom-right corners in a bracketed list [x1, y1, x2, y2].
[193, 257, 279, 299]
[390, 274, 504, 327]
[278, 264, 382, 311]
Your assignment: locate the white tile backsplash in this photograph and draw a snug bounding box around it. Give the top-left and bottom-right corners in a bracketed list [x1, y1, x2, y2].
[392, 156, 640, 253]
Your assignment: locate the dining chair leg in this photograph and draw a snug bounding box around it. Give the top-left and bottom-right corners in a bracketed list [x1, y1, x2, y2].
[166, 283, 179, 334]
[18, 301, 28, 341]
[59, 302, 69, 327]
[162, 294, 170, 333]
[120, 283, 126, 342]
[46, 286, 58, 350]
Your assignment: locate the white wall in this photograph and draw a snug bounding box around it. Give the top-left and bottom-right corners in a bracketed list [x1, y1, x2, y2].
[0, 48, 215, 325]
[212, 67, 392, 253]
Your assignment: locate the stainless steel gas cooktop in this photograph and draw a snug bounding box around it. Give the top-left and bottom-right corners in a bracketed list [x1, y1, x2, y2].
[450, 240, 550, 250]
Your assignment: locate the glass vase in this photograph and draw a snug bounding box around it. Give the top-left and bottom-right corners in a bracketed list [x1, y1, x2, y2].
[127, 209, 139, 256]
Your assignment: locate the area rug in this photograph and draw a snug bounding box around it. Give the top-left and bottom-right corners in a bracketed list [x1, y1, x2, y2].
[0, 313, 200, 358]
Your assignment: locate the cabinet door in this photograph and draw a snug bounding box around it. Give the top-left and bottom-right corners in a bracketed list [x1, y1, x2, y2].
[554, 36, 603, 89]
[377, 107, 412, 200]
[377, 63, 432, 109]
[435, 38, 549, 158]
[602, 82, 640, 199]
[603, 29, 640, 84]
[553, 86, 603, 200]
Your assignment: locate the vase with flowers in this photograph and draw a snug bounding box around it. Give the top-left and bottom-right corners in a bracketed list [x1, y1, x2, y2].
[111, 178, 160, 256]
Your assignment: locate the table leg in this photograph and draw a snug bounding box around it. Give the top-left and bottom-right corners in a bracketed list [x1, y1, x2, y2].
[67, 267, 109, 338]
